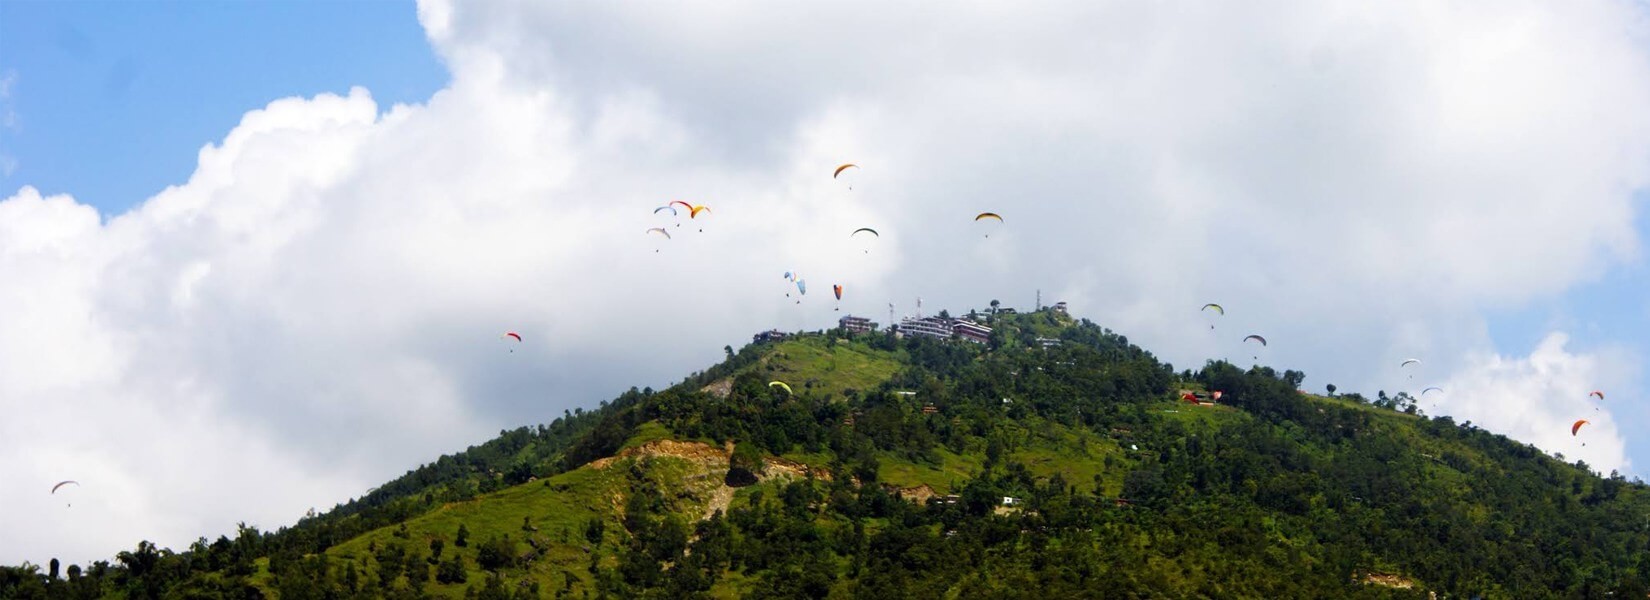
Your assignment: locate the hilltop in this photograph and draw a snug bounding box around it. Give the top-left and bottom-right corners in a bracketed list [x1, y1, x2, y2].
[6, 306, 1650, 599]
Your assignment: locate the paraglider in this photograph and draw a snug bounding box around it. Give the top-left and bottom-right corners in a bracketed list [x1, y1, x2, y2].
[653, 206, 677, 216]
[975, 212, 1003, 237]
[769, 381, 793, 395]
[503, 332, 522, 352]
[1201, 303, 1224, 330]
[646, 227, 671, 252]
[52, 480, 77, 508]
[1421, 387, 1443, 396]
[1400, 358, 1421, 379]
[1590, 390, 1605, 400]
[851, 227, 879, 253]
[834, 164, 858, 179]
[1181, 393, 1199, 404]
[833, 284, 843, 311]
[668, 201, 692, 226]
[1572, 419, 1590, 436]
[1243, 335, 1266, 360]
[690, 205, 711, 232]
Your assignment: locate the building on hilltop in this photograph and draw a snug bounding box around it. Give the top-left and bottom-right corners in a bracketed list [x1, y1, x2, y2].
[952, 319, 992, 344]
[838, 315, 877, 333]
[1053, 301, 1068, 315]
[753, 329, 790, 344]
[899, 316, 954, 340]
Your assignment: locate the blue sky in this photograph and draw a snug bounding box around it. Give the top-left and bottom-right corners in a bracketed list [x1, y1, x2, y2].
[4, 0, 1650, 564]
[0, 0, 445, 216]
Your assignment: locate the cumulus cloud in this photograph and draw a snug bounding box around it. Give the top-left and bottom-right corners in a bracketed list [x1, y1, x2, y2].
[1432, 333, 1635, 472]
[6, 0, 1650, 564]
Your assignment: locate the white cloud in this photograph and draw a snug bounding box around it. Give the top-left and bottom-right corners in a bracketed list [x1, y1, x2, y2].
[6, 0, 1650, 565]
[1431, 333, 1635, 473]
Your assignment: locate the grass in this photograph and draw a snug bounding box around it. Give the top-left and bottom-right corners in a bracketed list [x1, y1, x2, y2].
[1012, 425, 1128, 495]
[621, 420, 677, 451]
[762, 337, 903, 400]
[878, 447, 985, 494]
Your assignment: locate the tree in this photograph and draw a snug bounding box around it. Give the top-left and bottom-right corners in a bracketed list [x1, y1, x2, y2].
[477, 536, 515, 571]
[436, 555, 467, 584]
[429, 539, 445, 563]
[47, 559, 57, 580]
[727, 441, 764, 487]
[456, 523, 470, 547]
[1326, 383, 1337, 397]
[990, 299, 1000, 314]
[584, 518, 605, 546]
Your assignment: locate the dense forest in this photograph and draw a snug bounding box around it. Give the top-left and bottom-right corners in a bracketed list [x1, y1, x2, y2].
[5, 307, 1648, 599]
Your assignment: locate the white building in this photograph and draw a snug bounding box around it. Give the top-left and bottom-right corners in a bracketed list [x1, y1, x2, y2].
[953, 319, 992, 344]
[899, 316, 954, 340]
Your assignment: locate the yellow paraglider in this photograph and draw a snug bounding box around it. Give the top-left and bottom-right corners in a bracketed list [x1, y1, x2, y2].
[769, 381, 793, 395]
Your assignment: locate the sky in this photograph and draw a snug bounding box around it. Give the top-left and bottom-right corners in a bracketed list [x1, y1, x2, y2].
[4, 0, 1650, 566]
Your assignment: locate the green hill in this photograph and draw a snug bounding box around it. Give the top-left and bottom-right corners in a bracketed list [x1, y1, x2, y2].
[8, 308, 1650, 599]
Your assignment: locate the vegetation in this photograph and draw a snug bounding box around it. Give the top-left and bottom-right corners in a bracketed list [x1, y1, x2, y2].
[7, 308, 1650, 598]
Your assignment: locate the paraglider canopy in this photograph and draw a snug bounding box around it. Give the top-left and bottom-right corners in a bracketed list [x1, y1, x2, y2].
[1590, 390, 1605, 400]
[1572, 419, 1590, 436]
[653, 206, 677, 216]
[834, 163, 858, 178]
[504, 332, 522, 342]
[833, 284, 843, 300]
[1201, 303, 1224, 315]
[670, 200, 693, 212]
[1421, 387, 1443, 395]
[646, 227, 671, 239]
[1243, 335, 1267, 346]
[769, 381, 793, 395]
[51, 481, 78, 494]
[975, 212, 1003, 222]
[851, 228, 879, 238]
[1400, 358, 1421, 367]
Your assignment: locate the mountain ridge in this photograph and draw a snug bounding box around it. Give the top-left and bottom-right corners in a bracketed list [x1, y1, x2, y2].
[6, 306, 1649, 599]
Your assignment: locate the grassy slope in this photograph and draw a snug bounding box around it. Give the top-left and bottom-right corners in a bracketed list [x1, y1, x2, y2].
[759, 336, 903, 399]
